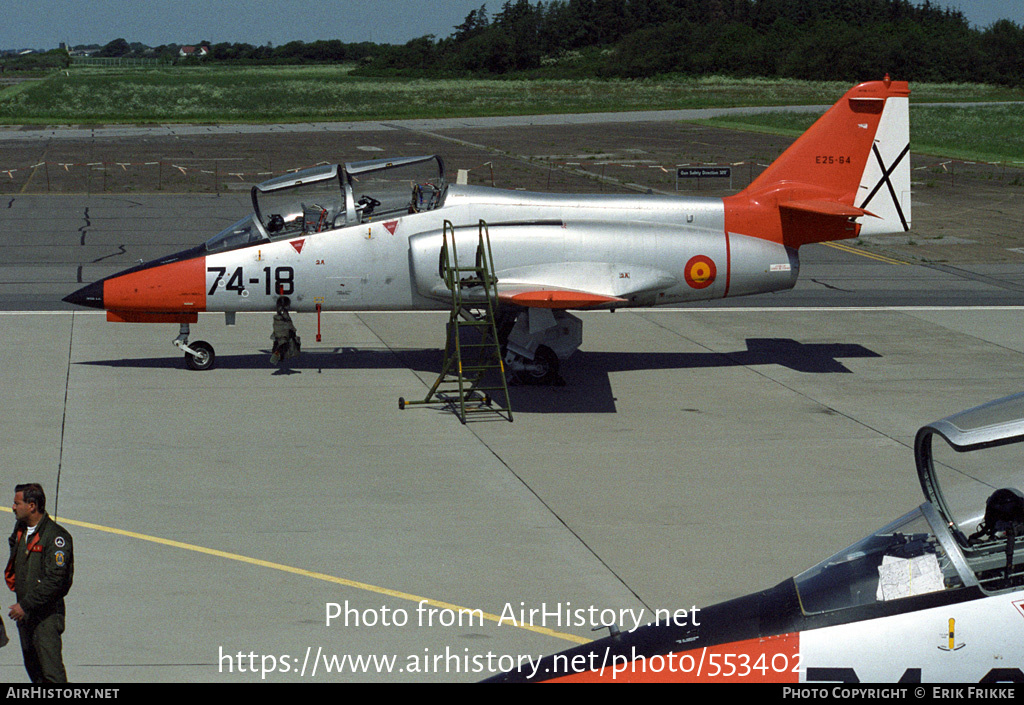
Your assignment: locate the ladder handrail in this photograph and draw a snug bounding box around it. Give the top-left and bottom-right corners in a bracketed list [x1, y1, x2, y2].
[478, 219, 499, 302]
[440, 219, 462, 306]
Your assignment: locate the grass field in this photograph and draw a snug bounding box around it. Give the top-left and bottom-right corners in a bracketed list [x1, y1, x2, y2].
[0, 66, 1021, 164]
[698, 104, 1024, 166]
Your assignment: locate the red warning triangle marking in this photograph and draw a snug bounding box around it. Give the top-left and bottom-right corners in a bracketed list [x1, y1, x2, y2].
[1013, 600, 1024, 619]
[291, 239, 305, 254]
[383, 220, 398, 235]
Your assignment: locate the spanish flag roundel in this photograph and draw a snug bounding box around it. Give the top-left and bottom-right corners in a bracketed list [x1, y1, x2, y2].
[684, 255, 717, 289]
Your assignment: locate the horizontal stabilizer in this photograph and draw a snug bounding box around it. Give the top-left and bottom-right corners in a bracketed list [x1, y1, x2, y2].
[780, 200, 876, 219]
[498, 289, 626, 309]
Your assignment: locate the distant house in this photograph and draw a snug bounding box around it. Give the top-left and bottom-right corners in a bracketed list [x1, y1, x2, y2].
[178, 45, 209, 58]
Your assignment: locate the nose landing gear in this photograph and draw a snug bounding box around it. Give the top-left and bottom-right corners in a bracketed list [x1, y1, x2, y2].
[174, 323, 216, 371]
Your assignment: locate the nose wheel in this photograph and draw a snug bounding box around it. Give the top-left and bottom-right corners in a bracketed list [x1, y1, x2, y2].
[183, 340, 216, 371]
[174, 324, 216, 370]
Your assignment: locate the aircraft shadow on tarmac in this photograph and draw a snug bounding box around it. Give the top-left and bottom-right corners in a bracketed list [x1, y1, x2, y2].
[82, 338, 879, 414]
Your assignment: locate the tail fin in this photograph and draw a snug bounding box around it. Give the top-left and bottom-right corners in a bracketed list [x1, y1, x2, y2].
[723, 78, 911, 248]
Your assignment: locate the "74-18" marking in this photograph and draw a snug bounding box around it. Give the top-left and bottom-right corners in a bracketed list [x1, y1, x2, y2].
[208, 266, 295, 296]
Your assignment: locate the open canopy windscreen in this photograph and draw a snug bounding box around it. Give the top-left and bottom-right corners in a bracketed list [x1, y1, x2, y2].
[916, 392, 1024, 540]
[345, 155, 445, 219]
[252, 164, 346, 235]
[915, 392, 1024, 591]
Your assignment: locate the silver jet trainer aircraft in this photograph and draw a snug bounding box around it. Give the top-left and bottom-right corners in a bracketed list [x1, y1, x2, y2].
[63, 78, 911, 377]
[490, 391, 1024, 683]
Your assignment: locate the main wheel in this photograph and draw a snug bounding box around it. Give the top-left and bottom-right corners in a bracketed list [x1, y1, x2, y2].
[525, 345, 559, 385]
[184, 341, 216, 371]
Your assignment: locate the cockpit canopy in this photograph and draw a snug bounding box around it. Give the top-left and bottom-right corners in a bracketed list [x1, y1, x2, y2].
[794, 392, 1024, 615]
[916, 392, 1024, 588]
[204, 155, 445, 253]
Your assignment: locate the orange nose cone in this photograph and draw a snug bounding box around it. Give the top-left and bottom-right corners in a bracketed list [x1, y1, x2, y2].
[104, 257, 207, 312]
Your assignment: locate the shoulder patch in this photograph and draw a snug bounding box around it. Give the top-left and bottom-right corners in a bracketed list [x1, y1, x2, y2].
[54, 536, 66, 548]
[55, 551, 65, 567]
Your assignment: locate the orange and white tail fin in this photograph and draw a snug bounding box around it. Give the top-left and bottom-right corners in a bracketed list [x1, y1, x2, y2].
[724, 78, 910, 248]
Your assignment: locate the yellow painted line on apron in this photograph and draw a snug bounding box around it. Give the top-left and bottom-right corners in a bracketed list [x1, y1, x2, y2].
[18, 164, 44, 194]
[822, 241, 909, 265]
[5, 508, 589, 645]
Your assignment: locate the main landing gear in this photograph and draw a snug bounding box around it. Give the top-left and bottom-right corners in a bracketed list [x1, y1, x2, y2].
[509, 344, 560, 385]
[174, 323, 216, 371]
[501, 308, 582, 386]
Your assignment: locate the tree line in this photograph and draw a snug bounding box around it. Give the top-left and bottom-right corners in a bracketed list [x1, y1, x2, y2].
[69, 38, 382, 65]
[12, 0, 1021, 86]
[366, 0, 1023, 85]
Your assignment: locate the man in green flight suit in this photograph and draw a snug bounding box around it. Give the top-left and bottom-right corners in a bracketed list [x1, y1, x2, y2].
[5, 483, 73, 683]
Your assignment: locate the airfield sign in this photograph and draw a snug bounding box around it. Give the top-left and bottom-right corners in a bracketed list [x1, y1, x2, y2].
[676, 166, 732, 190]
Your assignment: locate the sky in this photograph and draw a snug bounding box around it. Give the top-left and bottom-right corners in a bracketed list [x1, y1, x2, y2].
[2, 0, 1021, 51]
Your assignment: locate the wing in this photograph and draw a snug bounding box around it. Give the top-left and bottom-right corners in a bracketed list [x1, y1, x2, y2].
[497, 288, 626, 309]
[421, 258, 678, 310]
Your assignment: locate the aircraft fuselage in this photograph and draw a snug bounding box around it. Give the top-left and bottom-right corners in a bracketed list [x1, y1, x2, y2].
[90, 186, 799, 319]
